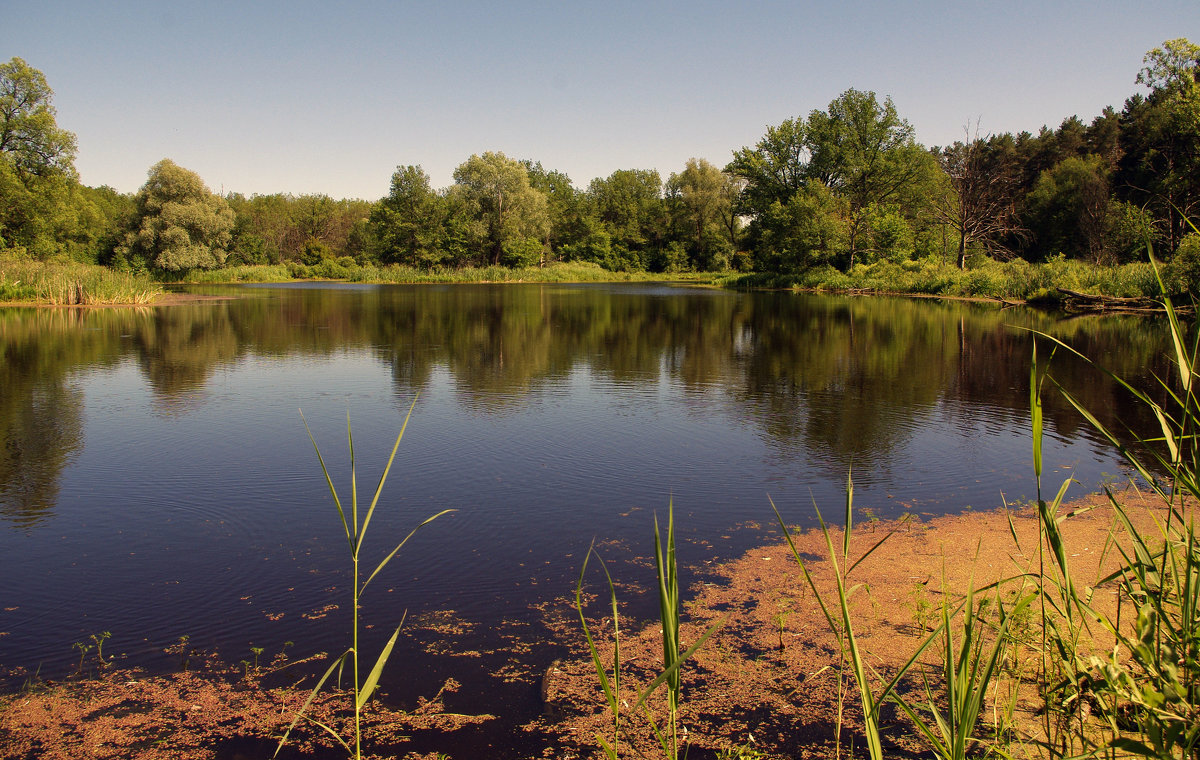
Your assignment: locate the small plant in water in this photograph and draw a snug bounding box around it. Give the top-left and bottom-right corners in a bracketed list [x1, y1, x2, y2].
[860, 507, 880, 531]
[773, 600, 791, 650]
[91, 631, 112, 668]
[166, 634, 193, 671]
[70, 631, 112, 674]
[72, 640, 92, 674]
[717, 736, 767, 759]
[578, 499, 724, 760]
[908, 581, 934, 633]
[275, 400, 452, 760]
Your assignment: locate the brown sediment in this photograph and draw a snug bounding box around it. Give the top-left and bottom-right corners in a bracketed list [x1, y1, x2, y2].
[0, 487, 1171, 758]
[0, 651, 492, 760]
[527, 485, 1168, 759]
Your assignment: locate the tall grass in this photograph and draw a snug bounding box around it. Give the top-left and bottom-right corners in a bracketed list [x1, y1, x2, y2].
[169, 260, 717, 285]
[168, 263, 295, 283]
[0, 259, 160, 304]
[719, 258, 1164, 302]
[275, 401, 452, 760]
[770, 468, 1035, 760]
[1029, 261, 1200, 758]
[770, 478, 892, 760]
[576, 542, 624, 759]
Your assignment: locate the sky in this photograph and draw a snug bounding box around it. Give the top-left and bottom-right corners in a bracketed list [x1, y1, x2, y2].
[3, 1, 1198, 200]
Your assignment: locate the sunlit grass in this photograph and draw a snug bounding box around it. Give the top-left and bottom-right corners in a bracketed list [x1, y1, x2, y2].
[0, 259, 160, 304]
[166, 260, 721, 286]
[718, 258, 1165, 302]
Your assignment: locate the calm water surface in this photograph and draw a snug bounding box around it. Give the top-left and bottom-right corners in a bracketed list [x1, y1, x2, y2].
[0, 282, 1172, 749]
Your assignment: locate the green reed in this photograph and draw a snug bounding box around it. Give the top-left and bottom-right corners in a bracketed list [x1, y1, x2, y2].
[577, 499, 724, 759]
[772, 478, 899, 760]
[576, 541, 623, 759]
[1029, 258, 1200, 758]
[275, 400, 452, 760]
[772, 472, 1031, 760]
[0, 259, 160, 304]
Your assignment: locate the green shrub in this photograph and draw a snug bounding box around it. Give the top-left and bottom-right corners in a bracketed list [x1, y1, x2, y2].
[1165, 233, 1200, 296]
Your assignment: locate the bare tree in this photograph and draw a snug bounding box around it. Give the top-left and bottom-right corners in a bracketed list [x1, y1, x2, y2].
[935, 125, 1026, 269]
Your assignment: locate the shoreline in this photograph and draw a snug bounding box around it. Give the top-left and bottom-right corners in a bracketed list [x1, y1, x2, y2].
[0, 486, 1166, 759]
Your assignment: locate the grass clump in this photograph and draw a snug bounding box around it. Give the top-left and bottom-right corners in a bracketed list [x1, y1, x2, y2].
[0, 258, 161, 304]
[719, 257, 1171, 302]
[772, 250, 1200, 758]
[167, 263, 295, 283]
[1028, 276, 1200, 758]
[168, 260, 720, 286]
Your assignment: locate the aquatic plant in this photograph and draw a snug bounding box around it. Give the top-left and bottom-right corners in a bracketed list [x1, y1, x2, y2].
[577, 499, 724, 760]
[772, 473, 1032, 760]
[771, 479, 899, 760]
[575, 541, 623, 759]
[275, 400, 452, 760]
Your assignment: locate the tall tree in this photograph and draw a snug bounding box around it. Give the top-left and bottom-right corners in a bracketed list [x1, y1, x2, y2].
[0, 57, 76, 179]
[807, 89, 925, 266]
[0, 58, 101, 260]
[588, 168, 665, 269]
[115, 159, 234, 273]
[935, 131, 1024, 268]
[370, 165, 446, 268]
[667, 158, 734, 270]
[726, 117, 809, 214]
[451, 152, 548, 266]
[1119, 38, 1200, 252]
[522, 160, 584, 262]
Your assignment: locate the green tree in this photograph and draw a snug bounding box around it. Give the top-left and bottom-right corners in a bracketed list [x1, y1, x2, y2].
[1024, 154, 1115, 262]
[807, 89, 925, 267]
[754, 183, 848, 273]
[727, 117, 810, 215]
[1118, 38, 1200, 252]
[666, 158, 734, 270]
[451, 151, 548, 266]
[0, 58, 105, 261]
[522, 160, 588, 262]
[587, 168, 665, 269]
[0, 57, 76, 179]
[115, 159, 234, 273]
[370, 165, 446, 268]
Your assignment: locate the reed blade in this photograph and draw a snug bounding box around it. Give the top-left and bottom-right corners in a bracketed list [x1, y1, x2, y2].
[357, 616, 405, 710]
[358, 396, 419, 553]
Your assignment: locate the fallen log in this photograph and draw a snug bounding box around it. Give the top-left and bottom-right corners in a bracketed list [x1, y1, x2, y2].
[1055, 288, 1183, 313]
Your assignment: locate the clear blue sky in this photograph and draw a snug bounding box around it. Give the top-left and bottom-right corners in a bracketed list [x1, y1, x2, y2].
[4, 1, 1197, 200]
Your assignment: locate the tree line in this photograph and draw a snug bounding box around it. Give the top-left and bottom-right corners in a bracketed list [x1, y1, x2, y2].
[1, 38, 1197, 278]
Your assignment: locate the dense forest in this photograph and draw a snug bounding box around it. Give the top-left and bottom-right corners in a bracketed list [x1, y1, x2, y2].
[1, 39, 1198, 283]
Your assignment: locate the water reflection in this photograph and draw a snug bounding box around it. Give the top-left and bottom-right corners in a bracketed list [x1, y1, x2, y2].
[0, 285, 1175, 529]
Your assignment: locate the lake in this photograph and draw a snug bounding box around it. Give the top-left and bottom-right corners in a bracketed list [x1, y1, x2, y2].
[0, 282, 1171, 751]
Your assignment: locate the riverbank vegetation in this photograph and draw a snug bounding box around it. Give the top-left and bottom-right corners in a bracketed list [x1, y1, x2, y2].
[2, 40, 1199, 303]
[0, 259, 159, 305]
